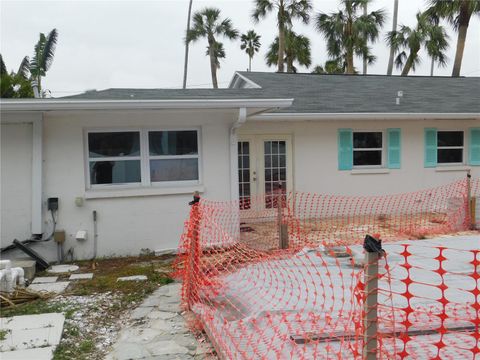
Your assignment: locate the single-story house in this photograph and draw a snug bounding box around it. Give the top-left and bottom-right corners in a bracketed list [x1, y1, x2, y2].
[1, 72, 479, 261]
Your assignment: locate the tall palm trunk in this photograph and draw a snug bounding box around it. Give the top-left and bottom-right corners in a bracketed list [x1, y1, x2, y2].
[362, 3, 368, 75]
[182, 0, 194, 89]
[208, 37, 218, 88]
[286, 54, 294, 73]
[277, 22, 286, 72]
[345, 18, 355, 74]
[401, 51, 417, 76]
[452, 5, 471, 77]
[387, 0, 399, 75]
[248, 56, 252, 72]
[430, 57, 435, 76]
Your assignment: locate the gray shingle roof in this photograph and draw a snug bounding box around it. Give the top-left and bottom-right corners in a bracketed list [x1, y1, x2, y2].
[237, 72, 480, 114]
[61, 88, 281, 100]
[63, 72, 480, 114]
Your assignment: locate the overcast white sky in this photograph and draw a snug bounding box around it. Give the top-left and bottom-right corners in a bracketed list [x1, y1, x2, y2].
[1, 0, 479, 97]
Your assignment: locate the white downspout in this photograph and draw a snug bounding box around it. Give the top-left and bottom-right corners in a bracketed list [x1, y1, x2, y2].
[229, 107, 247, 201]
[31, 113, 43, 235]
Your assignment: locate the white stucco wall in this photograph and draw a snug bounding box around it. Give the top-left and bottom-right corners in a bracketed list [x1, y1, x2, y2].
[239, 118, 480, 196]
[1, 122, 33, 243]
[1, 109, 235, 261]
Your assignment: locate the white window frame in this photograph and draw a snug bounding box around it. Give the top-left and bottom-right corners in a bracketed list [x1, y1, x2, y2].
[437, 130, 465, 166]
[84, 127, 202, 189]
[352, 130, 385, 169]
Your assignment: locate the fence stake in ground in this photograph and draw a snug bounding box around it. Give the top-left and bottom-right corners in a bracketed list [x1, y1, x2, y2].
[362, 234, 384, 360]
[186, 191, 201, 311]
[277, 182, 289, 249]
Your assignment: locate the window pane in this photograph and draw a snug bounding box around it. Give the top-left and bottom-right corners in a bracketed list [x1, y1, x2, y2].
[438, 131, 463, 147]
[353, 132, 382, 148]
[90, 160, 140, 185]
[88, 132, 140, 157]
[353, 150, 382, 166]
[150, 159, 198, 182]
[438, 149, 463, 163]
[149, 131, 198, 156]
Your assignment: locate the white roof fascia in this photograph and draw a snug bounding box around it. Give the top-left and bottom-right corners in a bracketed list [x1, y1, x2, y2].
[0, 98, 292, 112]
[228, 72, 262, 89]
[249, 112, 480, 121]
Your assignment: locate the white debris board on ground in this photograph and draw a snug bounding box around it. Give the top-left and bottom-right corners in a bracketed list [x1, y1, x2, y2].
[31, 277, 58, 284]
[117, 275, 147, 282]
[47, 264, 79, 273]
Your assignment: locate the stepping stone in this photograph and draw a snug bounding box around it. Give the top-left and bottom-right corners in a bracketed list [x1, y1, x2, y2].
[47, 265, 79, 274]
[69, 273, 93, 280]
[117, 275, 147, 282]
[0, 313, 64, 353]
[1, 346, 55, 360]
[31, 276, 58, 284]
[28, 282, 70, 294]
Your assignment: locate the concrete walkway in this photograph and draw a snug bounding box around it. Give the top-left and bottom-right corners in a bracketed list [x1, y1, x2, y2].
[106, 282, 214, 360]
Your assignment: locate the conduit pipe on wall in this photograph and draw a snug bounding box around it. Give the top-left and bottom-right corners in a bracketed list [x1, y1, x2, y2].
[92, 210, 98, 260]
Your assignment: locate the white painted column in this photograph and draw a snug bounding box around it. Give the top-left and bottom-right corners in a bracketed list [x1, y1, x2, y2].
[229, 107, 246, 201]
[31, 114, 43, 235]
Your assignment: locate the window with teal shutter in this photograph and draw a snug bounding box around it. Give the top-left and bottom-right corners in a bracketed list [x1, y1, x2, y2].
[338, 129, 353, 170]
[424, 128, 437, 167]
[470, 128, 480, 166]
[387, 128, 401, 169]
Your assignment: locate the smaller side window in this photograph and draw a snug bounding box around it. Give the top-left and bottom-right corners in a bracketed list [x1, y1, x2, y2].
[353, 132, 383, 167]
[437, 131, 464, 164]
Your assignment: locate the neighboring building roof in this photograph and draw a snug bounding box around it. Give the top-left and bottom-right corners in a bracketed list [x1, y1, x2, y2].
[233, 72, 480, 114]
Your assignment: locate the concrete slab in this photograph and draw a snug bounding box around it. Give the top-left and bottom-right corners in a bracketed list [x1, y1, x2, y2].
[47, 264, 79, 273]
[28, 281, 70, 294]
[117, 275, 147, 282]
[1, 346, 55, 360]
[0, 313, 64, 353]
[69, 273, 93, 280]
[32, 276, 58, 284]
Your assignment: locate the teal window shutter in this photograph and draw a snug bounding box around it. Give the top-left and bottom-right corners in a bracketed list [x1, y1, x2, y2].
[338, 129, 353, 170]
[424, 128, 437, 168]
[469, 128, 480, 166]
[387, 128, 401, 169]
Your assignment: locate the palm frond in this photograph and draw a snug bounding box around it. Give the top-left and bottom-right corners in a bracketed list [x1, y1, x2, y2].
[41, 28, 58, 71]
[17, 56, 30, 79]
[0, 54, 6, 76]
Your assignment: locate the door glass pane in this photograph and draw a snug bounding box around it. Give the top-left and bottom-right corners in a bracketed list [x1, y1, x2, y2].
[90, 160, 141, 184]
[264, 140, 287, 209]
[238, 141, 251, 209]
[150, 159, 198, 182]
[89, 132, 140, 157]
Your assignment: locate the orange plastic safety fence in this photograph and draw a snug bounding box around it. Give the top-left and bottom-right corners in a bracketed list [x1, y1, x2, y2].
[174, 178, 480, 359]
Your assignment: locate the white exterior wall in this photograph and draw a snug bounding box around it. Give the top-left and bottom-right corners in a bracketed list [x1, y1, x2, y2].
[1, 109, 235, 261]
[239, 118, 480, 196]
[1, 122, 33, 243]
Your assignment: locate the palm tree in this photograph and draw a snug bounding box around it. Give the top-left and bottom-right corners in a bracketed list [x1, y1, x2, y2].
[386, 12, 449, 76]
[187, 8, 238, 88]
[387, 0, 399, 75]
[427, 0, 480, 76]
[315, 0, 385, 74]
[182, 0, 194, 89]
[252, 0, 312, 73]
[29, 28, 58, 97]
[311, 58, 345, 74]
[1, 54, 34, 98]
[240, 30, 261, 71]
[266, 30, 311, 73]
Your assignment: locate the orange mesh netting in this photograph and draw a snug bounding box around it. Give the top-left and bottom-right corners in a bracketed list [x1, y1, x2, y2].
[174, 177, 480, 359]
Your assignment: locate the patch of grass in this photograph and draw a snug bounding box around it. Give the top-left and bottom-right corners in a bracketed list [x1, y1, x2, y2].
[0, 329, 9, 340]
[0, 299, 74, 318]
[53, 324, 94, 360]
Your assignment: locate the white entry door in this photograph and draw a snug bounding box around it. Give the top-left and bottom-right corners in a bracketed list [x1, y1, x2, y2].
[238, 135, 293, 211]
